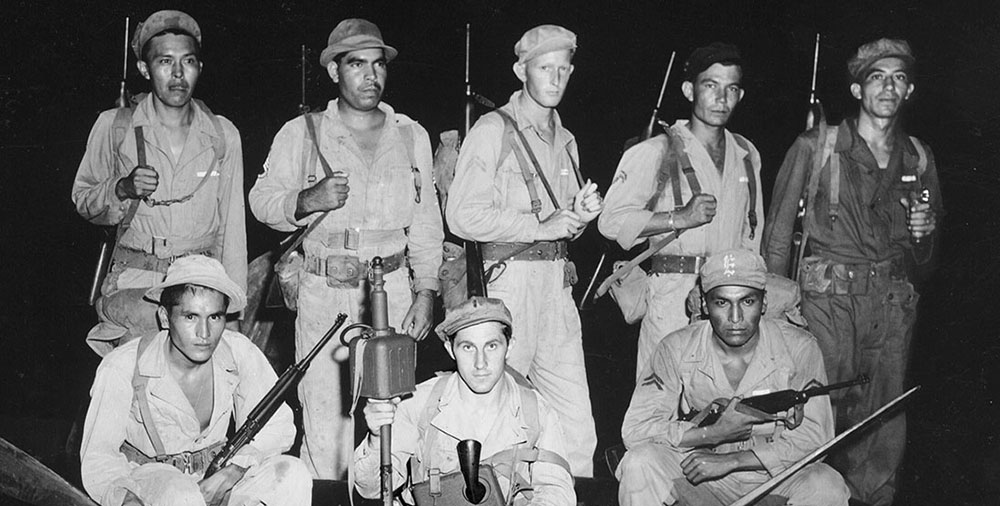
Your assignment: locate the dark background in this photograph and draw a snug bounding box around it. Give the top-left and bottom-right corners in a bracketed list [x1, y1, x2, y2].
[2, 0, 999, 504]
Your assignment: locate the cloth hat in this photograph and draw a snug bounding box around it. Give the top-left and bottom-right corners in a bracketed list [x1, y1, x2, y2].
[319, 18, 398, 67]
[434, 297, 513, 342]
[700, 249, 768, 293]
[684, 42, 742, 81]
[847, 38, 915, 82]
[145, 255, 247, 314]
[514, 24, 577, 63]
[131, 10, 202, 59]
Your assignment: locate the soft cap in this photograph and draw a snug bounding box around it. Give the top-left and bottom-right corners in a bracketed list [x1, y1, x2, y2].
[434, 297, 513, 341]
[131, 10, 201, 59]
[145, 255, 246, 314]
[684, 42, 742, 82]
[320, 18, 398, 67]
[700, 249, 767, 293]
[847, 38, 914, 82]
[514, 24, 577, 64]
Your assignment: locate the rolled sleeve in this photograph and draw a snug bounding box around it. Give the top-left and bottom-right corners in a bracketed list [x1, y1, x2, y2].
[598, 140, 664, 250]
[72, 109, 132, 226]
[446, 114, 541, 243]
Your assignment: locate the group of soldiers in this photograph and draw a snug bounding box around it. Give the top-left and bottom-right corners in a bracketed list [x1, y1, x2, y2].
[71, 9, 940, 506]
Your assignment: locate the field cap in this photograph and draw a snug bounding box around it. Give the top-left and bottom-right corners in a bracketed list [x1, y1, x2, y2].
[145, 255, 246, 314]
[700, 249, 767, 293]
[435, 297, 512, 341]
[320, 18, 398, 67]
[684, 42, 742, 81]
[847, 38, 915, 82]
[514, 24, 576, 63]
[131, 10, 201, 59]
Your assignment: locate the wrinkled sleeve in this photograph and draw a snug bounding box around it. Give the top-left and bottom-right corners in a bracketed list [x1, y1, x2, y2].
[446, 114, 540, 242]
[80, 355, 140, 506]
[528, 395, 577, 506]
[598, 141, 664, 250]
[750, 336, 834, 476]
[353, 397, 420, 498]
[407, 125, 444, 292]
[621, 340, 694, 449]
[762, 134, 815, 276]
[216, 119, 248, 292]
[228, 335, 296, 469]
[71, 110, 132, 226]
[249, 118, 313, 232]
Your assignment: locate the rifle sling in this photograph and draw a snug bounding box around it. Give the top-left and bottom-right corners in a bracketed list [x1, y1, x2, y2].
[279, 112, 334, 263]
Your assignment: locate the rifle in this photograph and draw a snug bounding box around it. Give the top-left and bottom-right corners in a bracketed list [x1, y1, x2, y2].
[88, 16, 131, 306]
[580, 52, 676, 308]
[1, 437, 98, 506]
[730, 386, 919, 506]
[463, 23, 489, 297]
[203, 313, 348, 478]
[790, 34, 824, 281]
[681, 375, 869, 427]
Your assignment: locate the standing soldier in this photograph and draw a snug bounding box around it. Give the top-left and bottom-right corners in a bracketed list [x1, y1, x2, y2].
[249, 18, 443, 479]
[446, 24, 603, 477]
[72, 10, 247, 356]
[761, 38, 940, 506]
[599, 43, 764, 379]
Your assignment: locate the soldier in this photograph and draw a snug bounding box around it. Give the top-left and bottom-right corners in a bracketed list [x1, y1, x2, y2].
[80, 256, 310, 506]
[248, 18, 443, 479]
[599, 42, 764, 379]
[617, 250, 849, 506]
[445, 24, 602, 476]
[72, 10, 247, 356]
[356, 297, 576, 505]
[761, 38, 940, 506]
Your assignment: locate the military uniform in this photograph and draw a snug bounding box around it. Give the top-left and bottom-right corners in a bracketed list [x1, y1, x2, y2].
[617, 319, 848, 506]
[249, 99, 442, 478]
[446, 90, 597, 477]
[72, 93, 247, 356]
[599, 120, 763, 378]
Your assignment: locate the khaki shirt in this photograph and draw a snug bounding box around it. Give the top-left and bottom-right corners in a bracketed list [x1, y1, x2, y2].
[71, 94, 247, 290]
[446, 91, 582, 243]
[249, 100, 442, 292]
[622, 319, 834, 477]
[354, 372, 576, 506]
[80, 331, 295, 506]
[599, 120, 763, 255]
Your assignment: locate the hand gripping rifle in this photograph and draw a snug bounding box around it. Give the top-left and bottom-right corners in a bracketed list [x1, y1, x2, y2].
[88, 16, 132, 306]
[579, 52, 676, 309]
[680, 375, 869, 428]
[202, 313, 348, 478]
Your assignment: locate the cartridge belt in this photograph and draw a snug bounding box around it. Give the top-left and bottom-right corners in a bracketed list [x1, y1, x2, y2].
[649, 254, 706, 275]
[319, 228, 407, 251]
[119, 440, 224, 475]
[480, 241, 568, 262]
[112, 246, 213, 274]
[304, 250, 406, 284]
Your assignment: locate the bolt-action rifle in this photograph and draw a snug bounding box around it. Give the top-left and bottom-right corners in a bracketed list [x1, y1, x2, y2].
[680, 375, 869, 427]
[789, 34, 825, 281]
[462, 24, 489, 297]
[88, 17, 132, 306]
[203, 313, 348, 478]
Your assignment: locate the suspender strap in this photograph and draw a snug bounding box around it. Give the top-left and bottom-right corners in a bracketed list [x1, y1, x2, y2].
[131, 334, 167, 458]
[828, 141, 841, 222]
[281, 113, 335, 262]
[732, 134, 759, 239]
[398, 124, 423, 204]
[494, 109, 561, 212]
[108, 126, 145, 268]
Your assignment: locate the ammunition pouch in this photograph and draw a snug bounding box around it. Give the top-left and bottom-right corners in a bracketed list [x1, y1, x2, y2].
[480, 241, 568, 262]
[439, 242, 468, 311]
[800, 256, 904, 296]
[112, 245, 214, 274]
[304, 250, 405, 288]
[608, 261, 649, 324]
[649, 254, 706, 275]
[411, 463, 506, 506]
[119, 440, 224, 475]
[274, 250, 304, 310]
